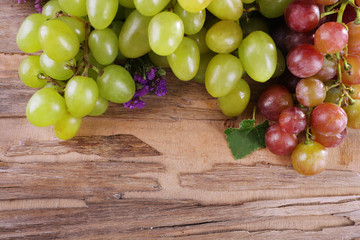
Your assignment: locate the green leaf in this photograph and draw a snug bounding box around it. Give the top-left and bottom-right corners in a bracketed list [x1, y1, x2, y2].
[225, 119, 269, 160]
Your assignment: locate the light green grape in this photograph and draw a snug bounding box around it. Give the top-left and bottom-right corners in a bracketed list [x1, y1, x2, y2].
[16, 13, 47, 53]
[58, 16, 86, 42]
[119, 10, 152, 58]
[110, 21, 127, 61]
[205, 54, 243, 97]
[42, 0, 62, 19]
[218, 79, 250, 117]
[18, 55, 47, 88]
[87, 52, 106, 70]
[177, 0, 212, 12]
[89, 28, 118, 65]
[174, 3, 206, 35]
[87, 0, 118, 29]
[40, 53, 75, 81]
[188, 28, 210, 54]
[26, 88, 66, 127]
[119, 0, 135, 8]
[97, 65, 135, 103]
[88, 95, 109, 116]
[207, 0, 243, 20]
[65, 76, 99, 118]
[240, 16, 270, 37]
[149, 51, 170, 68]
[53, 111, 82, 140]
[238, 31, 277, 83]
[206, 20, 243, 54]
[38, 19, 80, 62]
[134, 0, 170, 16]
[257, 0, 293, 19]
[148, 12, 184, 56]
[273, 48, 285, 78]
[59, 0, 87, 17]
[167, 37, 200, 81]
[192, 52, 215, 84]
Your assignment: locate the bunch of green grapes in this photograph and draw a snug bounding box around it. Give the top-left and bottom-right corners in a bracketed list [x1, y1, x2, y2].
[16, 0, 291, 140]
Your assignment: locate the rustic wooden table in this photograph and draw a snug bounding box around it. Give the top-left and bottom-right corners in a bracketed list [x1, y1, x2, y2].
[1, 1, 360, 239]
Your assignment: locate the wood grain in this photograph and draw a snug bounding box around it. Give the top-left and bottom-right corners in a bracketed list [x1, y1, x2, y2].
[0, 196, 359, 239]
[5, 134, 161, 158]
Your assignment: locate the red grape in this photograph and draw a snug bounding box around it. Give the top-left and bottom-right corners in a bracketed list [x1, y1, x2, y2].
[287, 44, 323, 78]
[347, 21, 360, 55]
[291, 141, 328, 176]
[258, 85, 294, 121]
[314, 22, 348, 54]
[357, 0, 360, 6]
[341, 55, 360, 86]
[343, 100, 360, 129]
[313, 55, 337, 82]
[265, 123, 298, 156]
[285, 29, 315, 52]
[285, 0, 320, 33]
[296, 77, 326, 107]
[311, 102, 348, 136]
[311, 128, 346, 148]
[313, 0, 338, 5]
[279, 107, 307, 134]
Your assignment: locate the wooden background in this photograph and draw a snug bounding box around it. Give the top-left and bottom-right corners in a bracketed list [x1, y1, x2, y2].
[1, 1, 360, 239]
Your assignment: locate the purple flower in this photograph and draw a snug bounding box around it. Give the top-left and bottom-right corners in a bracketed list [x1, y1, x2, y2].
[124, 97, 145, 109]
[134, 74, 147, 85]
[155, 77, 168, 97]
[135, 85, 149, 97]
[17, 0, 43, 13]
[146, 67, 157, 81]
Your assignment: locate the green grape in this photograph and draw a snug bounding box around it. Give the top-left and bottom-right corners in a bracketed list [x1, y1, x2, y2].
[42, 0, 62, 19]
[149, 51, 170, 68]
[272, 48, 285, 78]
[192, 52, 215, 84]
[26, 88, 66, 127]
[97, 65, 135, 103]
[134, 0, 170, 16]
[40, 53, 75, 81]
[89, 28, 118, 65]
[218, 79, 251, 117]
[205, 54, 243, 97]
[343, 100, 360, 129]
[174, 3, 206, 35]
[53, 111, 82, 140]
[59, 0, 87, 17]
[44, 81, 66, 92]
[119, 10, 152, 58]
[188, 28, 210, 54]
[240, 15, 270, 37]
[16, 13, 47, 53]
[177, 0, 212, 12]
[238, 31, 277, 83]
[87, 0, 118, 29]
[18, 55, 47, 88]
[38, 19, 80, 62]
[207, 0, 243, 20]
[58, 16, 86, 43]
[87, 52, 106, 70]
[88, 95, 109, 116]
[257, 0, 293, 18]
[65, 76, 99, 118]
[167, 37, 200, 81]
[148, 12, 184, 56]
[119, 0, 135, 8]
[206, 20, 243, 54]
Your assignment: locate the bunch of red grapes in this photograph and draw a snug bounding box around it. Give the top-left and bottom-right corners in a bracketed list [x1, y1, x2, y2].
[258, 0, 360, 175]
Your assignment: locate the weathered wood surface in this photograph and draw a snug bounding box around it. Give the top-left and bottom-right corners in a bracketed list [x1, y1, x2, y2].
[1, 1, 360, 239]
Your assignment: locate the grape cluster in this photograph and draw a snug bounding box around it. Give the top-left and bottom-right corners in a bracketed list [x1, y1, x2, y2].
[260, 0, 360, 175]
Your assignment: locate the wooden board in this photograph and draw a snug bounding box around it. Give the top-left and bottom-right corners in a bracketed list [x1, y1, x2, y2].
[1, 1, 360, 239]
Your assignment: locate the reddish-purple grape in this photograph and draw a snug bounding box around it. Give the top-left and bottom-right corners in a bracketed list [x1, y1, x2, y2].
[279, 107, 307, 134]
[285, 0, 320, 33]
[314, 22, 348, 54]
[311, 102, 348, 136]
[311, 128, 346, 148]
[313, 55, 337, 82]
[296, 77, 326, 107]
[287, 44, 323, 78]
[258, 85, 294, 121]
[265, 123, 298, 156]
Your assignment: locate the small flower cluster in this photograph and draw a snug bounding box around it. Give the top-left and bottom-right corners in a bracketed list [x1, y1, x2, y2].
[17, 0, 44, 13]
[124, 67, 168, 109]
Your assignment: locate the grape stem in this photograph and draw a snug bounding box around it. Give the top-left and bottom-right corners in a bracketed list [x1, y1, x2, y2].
[56, 12, 89, 25]
[37, 73, 65, 89]
[90, 65, 104, 77]
[305, 107, 313, 145]
[320, 10, 339, 18]
[336, 1, 349, 23]
[326, 0, 343, 12]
